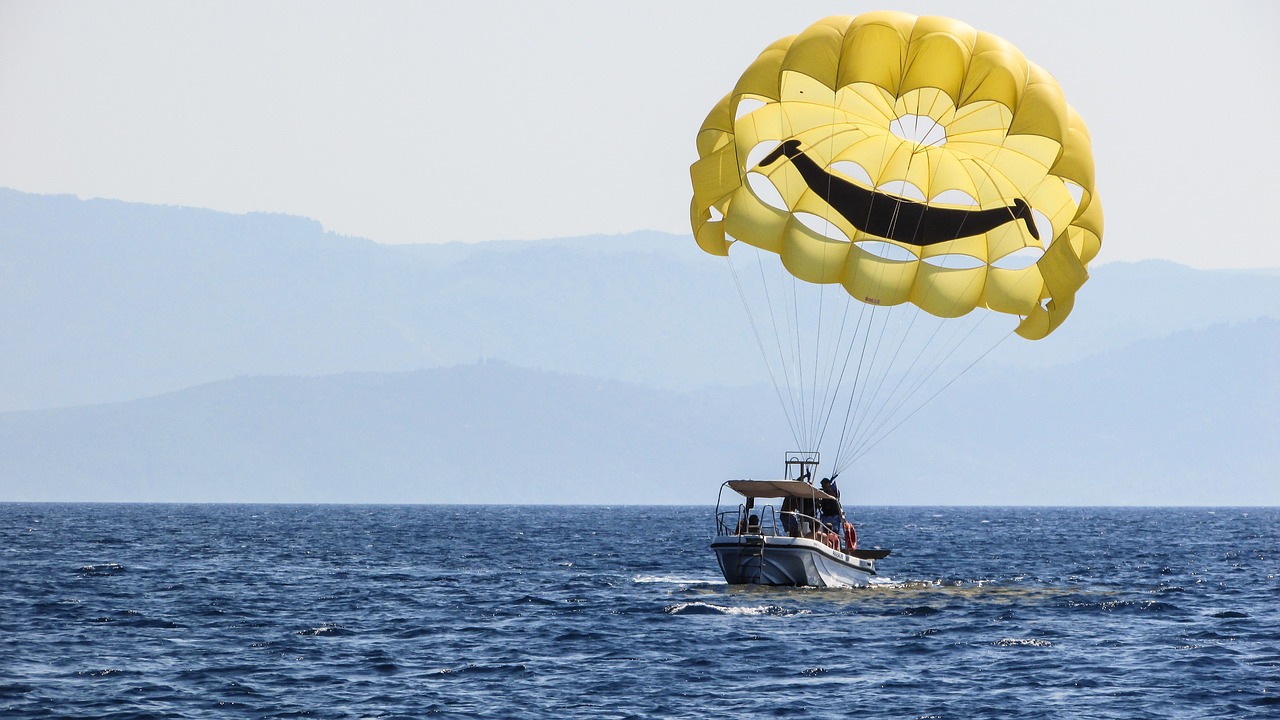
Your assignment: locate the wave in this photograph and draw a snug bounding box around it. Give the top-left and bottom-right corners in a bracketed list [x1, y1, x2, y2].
[512, 594, 559, 606]
[663, 602, 805, 617]
[1210, 610, 1248, 619]
[77, 563, 126, 576]
[888, 605, 940, 617]
[1066, 599, 1181, 614]
[432, 663, 531, 676]
[75, 669, 139, 678]
[296, 624, 354, 637]
[995, 638, 1053, 647]
[4, 504, 1274, 719]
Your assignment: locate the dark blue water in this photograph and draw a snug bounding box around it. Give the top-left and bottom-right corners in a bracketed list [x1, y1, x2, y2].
[1, 505, 1276, 719]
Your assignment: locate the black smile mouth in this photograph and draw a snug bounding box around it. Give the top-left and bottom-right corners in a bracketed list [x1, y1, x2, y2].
[759, 139, 1039, 246]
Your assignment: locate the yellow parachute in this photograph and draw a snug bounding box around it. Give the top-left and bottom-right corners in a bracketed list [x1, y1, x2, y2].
[690, 11, 1102, 339]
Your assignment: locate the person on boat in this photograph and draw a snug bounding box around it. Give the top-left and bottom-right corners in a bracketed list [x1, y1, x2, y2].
[819, 476, 842, 533]
[797, 494, 817, 538]
[737, 498, 757, 534]
[780, 496, 798, 536]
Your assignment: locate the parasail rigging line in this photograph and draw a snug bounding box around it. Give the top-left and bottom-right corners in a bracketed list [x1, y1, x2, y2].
[848, 326, 1015, 467]
[813, 291, 863, 451]
[830, 128, 934, 472]
[844, 310, 993, 469]
[728, 249, 801, 445]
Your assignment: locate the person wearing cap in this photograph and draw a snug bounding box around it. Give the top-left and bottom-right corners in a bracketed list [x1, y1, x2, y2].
[818, 476, 842, 535]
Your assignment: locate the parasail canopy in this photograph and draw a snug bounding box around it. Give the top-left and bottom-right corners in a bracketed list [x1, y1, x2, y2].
[690, 11, 1102, 340]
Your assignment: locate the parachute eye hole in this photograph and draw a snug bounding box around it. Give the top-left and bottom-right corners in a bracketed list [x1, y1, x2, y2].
[875, 180, 926, 202]
[922, 254, 984, 270]
[735, 98, 766, 120]
[746, 141, 782, 171]
[991, 247, 1044, 270]
[854, 241, 918, 263]
[794, 212, 850, 242]
[746, 171, 789, 211]
[1032, 210, 1054, 246]
[889, 114, 947, 147]
[1064, 181, 1085, 208]
[831, 161, 873, 187]
[930, 189, 979, 207]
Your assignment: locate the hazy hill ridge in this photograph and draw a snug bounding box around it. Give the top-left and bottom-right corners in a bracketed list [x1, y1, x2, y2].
[1, 321, 1274, 505]
[4, 188, 1278, 412]
[2, 189, 774, 411]
[1, 188, 1277, 504]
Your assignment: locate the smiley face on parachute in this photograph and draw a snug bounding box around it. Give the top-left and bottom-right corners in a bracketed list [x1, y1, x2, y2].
[689, 12, 1103, 339]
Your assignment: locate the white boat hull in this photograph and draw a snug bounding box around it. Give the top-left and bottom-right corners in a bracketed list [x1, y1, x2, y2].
[711, 535, 875, 588]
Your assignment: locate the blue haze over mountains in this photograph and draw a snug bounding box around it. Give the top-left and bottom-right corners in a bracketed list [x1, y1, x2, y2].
[1, 188, 1276, 505]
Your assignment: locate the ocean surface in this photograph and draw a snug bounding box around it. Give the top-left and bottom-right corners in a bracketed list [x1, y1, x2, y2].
[0, 504, 1276, 719]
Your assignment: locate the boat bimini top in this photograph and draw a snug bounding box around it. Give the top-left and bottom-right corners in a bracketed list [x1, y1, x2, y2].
[724, 480, 836, 500]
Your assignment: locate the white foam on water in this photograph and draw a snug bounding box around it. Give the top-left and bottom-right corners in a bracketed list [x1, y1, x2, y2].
[995, 637, 1053, 647]
[663, 601, 807, 617]
[632, 574, 721, 585]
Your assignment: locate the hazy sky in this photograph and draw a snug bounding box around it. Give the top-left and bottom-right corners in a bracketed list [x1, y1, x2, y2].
[2, 1, 1278, 268]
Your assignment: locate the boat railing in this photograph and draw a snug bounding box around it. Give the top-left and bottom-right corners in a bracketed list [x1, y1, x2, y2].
[716, 509, 736, 536]
[716, 506, 843, 549]
[716, 504, 779, 538]
[759, 505, 778, 535]
[781, 510, 842, 537]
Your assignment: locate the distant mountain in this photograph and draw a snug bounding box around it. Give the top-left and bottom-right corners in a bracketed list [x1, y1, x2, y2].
[866, 318, 1280, 506]
[990, 259, 1280, 369]
[3, 188, 1278, 413]
[0, 189, 749, 410]
[0, 362, 787, 504]
[1, 188, 1276, 505]
[1, 320, 1274, 505]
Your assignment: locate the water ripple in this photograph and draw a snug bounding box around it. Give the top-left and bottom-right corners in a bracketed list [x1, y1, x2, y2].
[1, 504, 1276, 718]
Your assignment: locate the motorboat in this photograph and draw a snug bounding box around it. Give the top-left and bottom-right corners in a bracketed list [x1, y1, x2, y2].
[711, 452, 890, 587]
